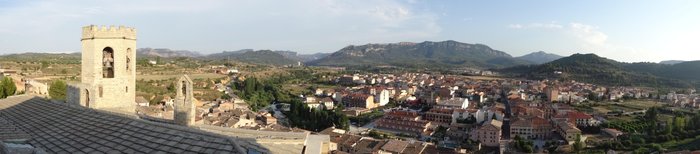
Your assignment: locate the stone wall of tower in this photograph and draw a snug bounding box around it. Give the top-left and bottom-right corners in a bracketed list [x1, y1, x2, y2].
[174, 75, 195, 126]
[78, 25, 137, 113]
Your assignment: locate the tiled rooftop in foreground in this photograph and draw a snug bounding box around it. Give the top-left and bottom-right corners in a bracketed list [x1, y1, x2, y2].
[0, 95, 245, 153]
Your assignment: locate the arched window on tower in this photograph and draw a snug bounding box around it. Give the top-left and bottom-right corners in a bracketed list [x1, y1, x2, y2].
[126, 48, 132, 72]
[181, 81, 187, 95]
[102, 47, 115, 78]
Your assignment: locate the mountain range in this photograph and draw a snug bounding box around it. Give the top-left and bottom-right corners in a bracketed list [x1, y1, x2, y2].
[308, 40, 532, 69]
[206, 50, 299, 66]
[137, 48, 328, 65]
[273, 51, 331, 62]
[515, 51, 564, 64]
[136, 48, 202, 58]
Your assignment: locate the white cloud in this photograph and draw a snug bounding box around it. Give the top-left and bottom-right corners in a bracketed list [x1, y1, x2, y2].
[508, 22, 562, 29]
[508, 24, 523, 29]
[569, 23, 608, 49]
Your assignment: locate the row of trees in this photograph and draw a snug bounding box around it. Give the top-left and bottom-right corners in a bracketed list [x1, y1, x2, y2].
[286, 99, 349, 131]
[594, 107, 700, 152]
[230, 76, 279, 111]
[513, 135, 534, 153]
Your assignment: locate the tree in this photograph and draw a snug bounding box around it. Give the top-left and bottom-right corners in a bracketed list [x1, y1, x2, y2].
[368, 130, 384, 139]
[49, 80, 67, 101]
[221, 92, 231, 100]
[166, 82, 176, 93]
[650, 143, 663, 152]
[573, 134, 584, 152]
[633, 147, 649, 154]
[41, 61, 49, 69]
[513, 135, 534, 153]
[1, 77, 16, 98]
[645, 107, 659, 136]
[544, 140, 559, 153]
[673, 115, 686, 132]
[0, 80, 4, 99]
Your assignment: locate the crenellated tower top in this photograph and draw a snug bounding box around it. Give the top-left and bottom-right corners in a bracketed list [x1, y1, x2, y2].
[81, 25, 136, 40]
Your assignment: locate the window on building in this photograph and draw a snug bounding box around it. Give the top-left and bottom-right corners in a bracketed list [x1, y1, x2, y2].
[181, 81, 187, 95]
[126, 48, 132, 72]
[102, 47, 115, 78]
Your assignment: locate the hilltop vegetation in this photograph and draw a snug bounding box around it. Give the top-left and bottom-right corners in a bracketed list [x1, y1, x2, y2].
[0, 52, 81, 64]
[500, 53, 700, 88]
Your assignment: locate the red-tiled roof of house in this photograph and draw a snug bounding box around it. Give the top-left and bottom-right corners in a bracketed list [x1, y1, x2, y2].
[346, 93, 370, 100]
[319, 97, 334, 103]
[385, 110, 420, 118]
[567, 111, 593, 120]
[380, 140, 409, 153]
[427, 108, 453, 114]
[355, 138, 386, 153]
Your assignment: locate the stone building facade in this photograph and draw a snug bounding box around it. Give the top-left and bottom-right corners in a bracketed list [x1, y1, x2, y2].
[67, 25, 136, 113]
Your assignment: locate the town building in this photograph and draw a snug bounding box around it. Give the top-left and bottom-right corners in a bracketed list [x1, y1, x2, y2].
[471, 119, 503, 147]
[556, 121, 582, 144]
[510, 116, 552, 139]
[375, 110, 431, 135]
[424, 108, 454, 126]
[435, 98, 469, 109]
[343, 93, 377, 109]
[545, 86, 559, 103]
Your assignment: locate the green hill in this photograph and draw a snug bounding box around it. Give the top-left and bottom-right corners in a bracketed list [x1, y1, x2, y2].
[500, 53, 699, 88]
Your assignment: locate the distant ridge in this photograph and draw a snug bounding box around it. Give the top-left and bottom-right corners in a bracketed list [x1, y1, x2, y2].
[659, 60, 686, 65]
[136, 48, 202, 58]
[500, 53, 700, 88]
[309, 40, 532, 69]
[207, 50, 298, 65]
[274, 51, 331, 62]
[516, 51, 564, 64]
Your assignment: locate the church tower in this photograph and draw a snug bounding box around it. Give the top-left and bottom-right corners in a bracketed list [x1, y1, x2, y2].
[78, 25, 136, 113]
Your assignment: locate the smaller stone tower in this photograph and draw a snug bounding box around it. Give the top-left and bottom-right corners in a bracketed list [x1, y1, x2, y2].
[174, 75, 195, 126]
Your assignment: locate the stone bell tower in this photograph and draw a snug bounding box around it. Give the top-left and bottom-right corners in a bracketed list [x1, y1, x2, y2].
[174, 75, 195, 126]
[77, 25, 136, 113]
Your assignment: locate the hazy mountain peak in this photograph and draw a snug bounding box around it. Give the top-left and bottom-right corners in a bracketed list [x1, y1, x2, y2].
[516, 51, 563, 64]
[136, 48, 202, 58]
[660, 60, 685, 65]
[310, 40, 530, 68]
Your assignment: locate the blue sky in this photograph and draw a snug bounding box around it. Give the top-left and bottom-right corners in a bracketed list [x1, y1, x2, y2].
[0, 0, 698, 62]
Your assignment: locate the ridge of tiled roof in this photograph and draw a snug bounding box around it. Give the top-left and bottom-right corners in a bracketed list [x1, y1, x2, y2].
[0, 95, 245, 153]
